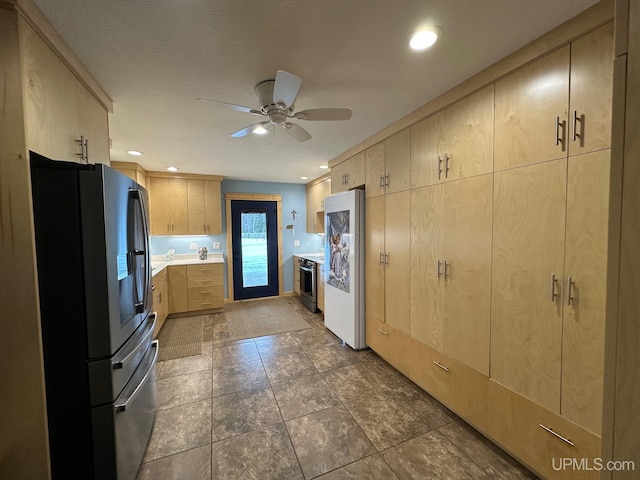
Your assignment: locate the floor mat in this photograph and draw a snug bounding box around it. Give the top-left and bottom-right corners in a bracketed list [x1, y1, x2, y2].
[226, 297, 311, 341]
[156, 315, 204, 361]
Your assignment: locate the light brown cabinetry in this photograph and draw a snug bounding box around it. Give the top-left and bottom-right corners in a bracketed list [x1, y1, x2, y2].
[365, 191, 411, 335]
[365, 129, 411, 198]
[148, 176, 222, 236]
[494, 22, 613, 172]
[293, 255, 300, 294]
[306, 177, 330, 233]
[111, 161, 147, 188]
[317, 262, 325, 312]
[148, 177, 188, 235]
[331, 151, 365, 193]
[152, 268, 168, 337]
[187, 179, 222, 235]
[21, 17, 109, 164]
[168, 263, 224, 313]
[411, 85, 493, 188]
[410, 174, 493, 375]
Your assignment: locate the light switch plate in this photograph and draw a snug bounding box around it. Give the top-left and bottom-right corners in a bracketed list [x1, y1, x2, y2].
[293, 240, 300, 247]
[189, 242, 198, 250]
[212, 242, 221, 250]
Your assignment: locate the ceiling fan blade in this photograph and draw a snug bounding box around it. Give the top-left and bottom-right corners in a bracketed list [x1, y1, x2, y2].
[283, 122, 311, 142]
[230, 122, 269, 138]
[273, 70, 302, 108]
[196, 97, 264, 116]
[294, 108, 352, 121]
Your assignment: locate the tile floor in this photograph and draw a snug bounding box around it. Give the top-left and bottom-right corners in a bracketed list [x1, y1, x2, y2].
[137, 297, 538, 480]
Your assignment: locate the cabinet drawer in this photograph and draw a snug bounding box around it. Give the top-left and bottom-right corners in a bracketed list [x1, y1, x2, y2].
[188, 296, 224, 311]
[187, 274, 223, 288]
[488, 380, 600, 480]
[365, 317, 411, 373]
[186, 263, 223, 277]
[409, 340, 490, 432]
[187, 285, 223, 300]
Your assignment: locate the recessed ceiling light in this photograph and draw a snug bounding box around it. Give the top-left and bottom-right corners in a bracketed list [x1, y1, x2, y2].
[319, 165, 329, 169]
[410, 26, 441, 50]
[300, 176, 309, 180]
[167, 166, 179, 172]
[252, 124, 269, 135]
[127, 150, 143, 156]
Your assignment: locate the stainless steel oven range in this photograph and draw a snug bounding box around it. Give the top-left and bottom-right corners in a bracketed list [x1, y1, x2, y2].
[299, 257, 317, 312]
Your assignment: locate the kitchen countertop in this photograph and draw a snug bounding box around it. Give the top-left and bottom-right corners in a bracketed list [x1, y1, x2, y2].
[151, 253, 225, 276]
[296, 252, 325, 265]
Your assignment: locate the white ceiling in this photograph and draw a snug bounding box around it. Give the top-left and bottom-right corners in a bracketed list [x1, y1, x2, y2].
[32, 0, 599, 184]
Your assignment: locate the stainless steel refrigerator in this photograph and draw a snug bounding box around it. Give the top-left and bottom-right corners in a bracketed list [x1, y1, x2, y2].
[323, 189, 366, 349]
[30, 153, 158, 480]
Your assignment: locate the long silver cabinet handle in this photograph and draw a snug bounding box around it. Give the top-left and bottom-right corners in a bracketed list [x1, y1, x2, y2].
[444, 261, 450, 279]
[378, 328, 389, 336]
[437, 155, 443, 179]
[437, 260, 442, 278]
[572, 111, 580, 141]
[550, 273, 559, 302]
[566, 275, 574, 305]
[384, 174, 390, 187]
[539, 424, 575, 446]
[555, 117, 561, 146]
[444, 154, 450, 178]
[379, 252, 385, 265]
[433, 361, 449, 372]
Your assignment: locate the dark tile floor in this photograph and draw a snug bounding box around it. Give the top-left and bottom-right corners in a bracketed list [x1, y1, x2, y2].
[137, 297, 538, 480]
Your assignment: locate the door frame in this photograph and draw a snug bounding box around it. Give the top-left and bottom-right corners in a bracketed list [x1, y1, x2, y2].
[225, 193, 283, 302]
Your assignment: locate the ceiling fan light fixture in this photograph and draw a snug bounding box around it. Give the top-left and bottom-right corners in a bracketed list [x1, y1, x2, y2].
[252, 124, 269, 135]
[410, 26, 441, 50]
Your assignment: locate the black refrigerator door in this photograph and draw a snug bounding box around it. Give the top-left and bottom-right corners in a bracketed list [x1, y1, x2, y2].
[79, 165, 150, 358]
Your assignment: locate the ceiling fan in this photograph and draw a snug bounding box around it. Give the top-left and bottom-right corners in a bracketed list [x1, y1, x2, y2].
[197, 70, 352, 142]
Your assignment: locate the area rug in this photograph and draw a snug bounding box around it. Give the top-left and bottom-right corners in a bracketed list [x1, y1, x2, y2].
[226, 297, 311, 341]
[156, 315, 204, 361]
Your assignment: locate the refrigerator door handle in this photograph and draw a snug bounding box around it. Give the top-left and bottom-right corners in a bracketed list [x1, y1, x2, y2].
[115, 341, 158, 413]
[130, 189, 152, 314]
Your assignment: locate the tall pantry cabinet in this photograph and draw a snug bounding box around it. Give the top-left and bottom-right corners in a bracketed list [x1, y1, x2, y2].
[344, 11, 615, 480]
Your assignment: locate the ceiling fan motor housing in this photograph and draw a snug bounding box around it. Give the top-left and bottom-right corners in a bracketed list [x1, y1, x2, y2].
[255, 79, 292, 124]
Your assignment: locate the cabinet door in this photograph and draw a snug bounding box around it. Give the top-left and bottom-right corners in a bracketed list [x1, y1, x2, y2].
[365, 196, 385, 325]
[561, 150, 610, 435]
[443, 174, 493, 376]
[148, 177, 171, 235]
[410, 113, 444, 189]
[444, 85, 494, 181]
[385, 128, 411, 194]
[204, 180, 222, 235]
[365, 141, 385, 198]
[410, 184, 444, 351]
[491, 160, 567, 413]
[384, 191, 411, 334]
[345, 151, 366, 189]
[76, 80, 110, 165]
[494, 46, 570, 171]
[568, 22, 614, 157]
[48, 51, 79, 161]
[168, 265, 188, 313]
[187, 179, 206, 235]
[330, 161, 346, 193]
[169, 178, 188, 234]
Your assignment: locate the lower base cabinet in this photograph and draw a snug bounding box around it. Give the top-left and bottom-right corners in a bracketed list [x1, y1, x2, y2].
[317, 263, 325, 312]
[167, 264, 224, 314]
[152, 268, 168, 337]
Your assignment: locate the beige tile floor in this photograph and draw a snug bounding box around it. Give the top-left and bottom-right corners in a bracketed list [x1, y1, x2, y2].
[137, 297, 538, 480]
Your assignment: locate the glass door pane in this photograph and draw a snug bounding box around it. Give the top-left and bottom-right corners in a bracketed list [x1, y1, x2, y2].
[241, 212, 268, 287]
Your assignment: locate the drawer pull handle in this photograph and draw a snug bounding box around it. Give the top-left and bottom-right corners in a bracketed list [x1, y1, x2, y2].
[378, 328, 389, 336]
[433, 361, 449, 372]
[539, 424, 575, 446]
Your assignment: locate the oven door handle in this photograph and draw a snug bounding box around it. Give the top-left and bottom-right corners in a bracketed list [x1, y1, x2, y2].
[300, 266, 315, 273]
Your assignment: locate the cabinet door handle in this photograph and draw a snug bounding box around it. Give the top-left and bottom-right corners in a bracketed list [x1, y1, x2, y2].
[433, 361, 449, 372]
[166, 223, 170, 234]
[437, 260, 443, 278]
[379, 252, 385, 265]
[84, 138, 89, 162]
[550, 273, 559, 302]
[554, 116, 565, 148]
[384, 174, 390, 187]
[539, 424, 574, 446]
[437, 155, 443, 179]
[444, 261, 450, 279]
[379, 174, 385, 189]
[378, 328, 389, 335]
[566, 275, 574, 305]
[444, 154, 450, 178]
[384, 252, 389, 265]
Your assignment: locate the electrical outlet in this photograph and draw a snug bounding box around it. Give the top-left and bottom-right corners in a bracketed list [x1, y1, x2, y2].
[189, 242, 198, 251]
[293, 240, 300, 247]
[212, 242, 221, 250]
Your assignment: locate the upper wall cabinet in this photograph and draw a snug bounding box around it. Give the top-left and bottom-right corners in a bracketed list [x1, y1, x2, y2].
[331, 151, 365, 193]
[21, 18, 109, 165]
[365, 129, 411, 198]
[411, 85, 494, 189]
[306, 177, 330, 233]
[495, 22, 613, 171]
[148, 176, 222, 236]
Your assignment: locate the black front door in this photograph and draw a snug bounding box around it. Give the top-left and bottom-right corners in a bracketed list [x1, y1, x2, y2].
[231, 200, 279, 300]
